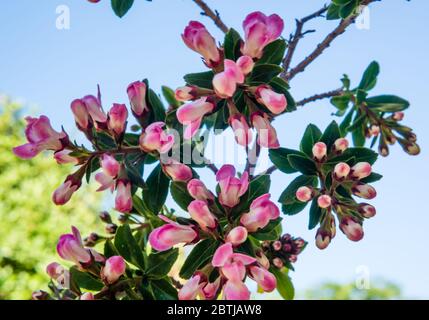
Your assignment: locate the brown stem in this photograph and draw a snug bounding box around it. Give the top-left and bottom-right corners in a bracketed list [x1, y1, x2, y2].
[282, 5, 328, 74]
[296, 88, 344, 107]
[284, 0, 377, 81]
[91, 146, 142, 156]
[192, 0, 228, 33]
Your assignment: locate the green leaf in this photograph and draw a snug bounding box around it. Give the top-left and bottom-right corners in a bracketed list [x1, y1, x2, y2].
[147, 89, 166, 122]
[257, 39, 287, 65]
[366, 95, 410, 112]
[142, 164, 170, 215]
[279, 175, 318, 205]
[124, 153, 145, 189]
[151, 278, 178, 300]
[339, 108, 355, 136]
[320, 121, 341, 150]
[104, 239, 119, 258]
[179, 239, 219, 279]
[271, 267, 294, 300]
[249, 64, 283, 83]
[300, 124, 322, 157]
[111, 0, 134, 18]
[339, 0, 358, 19]
[223, 28, 242, 60]
[251, 218, 282, 240]
[287, 154, 317, 176]
[360, 172, 383, 184]
[184, 71, 214, 89]
[330, 95, 350, 111]
[232, 174, 271, 217]
[347, 113, 367, 132]
[281, 201, 309, 216]
[147, 248, 179, 279]
[115, 225, 145, 269]
[236, 238, 256, 257]
[333, 0, 353, 5]
[308, 198, 322, 230]
[352, 126, 366, 147]
[170, 181, 193, 211]
[161, 86, 181, 109]
[331, 147, 378, 165]
[269, 77, 296, 112]
[326, 3, 341, 20]
[70, 267, 104, 291]
[268, 148, 304, 174]
[358, 61, 380, 91]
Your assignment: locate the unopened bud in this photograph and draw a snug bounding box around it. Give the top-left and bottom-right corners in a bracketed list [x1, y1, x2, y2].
[99, 211, 112, 223]
[296, 186, 312, 202]
[282, 243, 292, 252]
[315, 229, 331, 250]
[393, 112, 404, 121]
[272, 257, 284, 269]
[80, 292, 95, 300]
[289, 255, 297, 263]
[351, 162, 372, 180]
[369, 125, 380, 136]
[272, 241, 282, 251]
[312, 142, 327, 161]
[352, 183, 377, 199]
[334, 162, 350, 180]
[405, 142, 420, 155]
[317, 195, 332, 209]
[334, 138, 349, 153]
[105, 223, 118, 234]
[358, 203, 376, 218]
[339, 216, 364, 242]
[32, 290, 49, 300]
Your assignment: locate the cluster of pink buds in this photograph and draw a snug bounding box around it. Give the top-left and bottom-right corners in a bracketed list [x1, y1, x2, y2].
[294, 138, 379, 249]
[176, 12, 287, 149]
[261, 234, 307, 269]
[179, 243, 276, 300]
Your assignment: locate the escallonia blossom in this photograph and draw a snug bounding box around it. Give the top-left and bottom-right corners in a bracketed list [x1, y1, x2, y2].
[52, 173, 83, 205]
[95, 154, 120, 192]
[251, 112, 280, 149]
[225, 226, 248, 247]
[254, 85, 287, 115]
[80, 292, 95, 300]
[80, 95, 108, 130]
[216, 164, 249, 208]
[13, 115, 68, 159]
[177, 97, 215, 139]
[312, 142, 327, 161]
[149, 215, 198, 252]
[107, 103, 128, 136]
[339, 216, 364, 242]
[187, 200, 218, 232]
[56, 226, 104, 268]
[54, 149, 79, 165]
[212, 59, 245, 98]
[229, 113, 253, 147]
[296, 186, 313, 202]
[351, 162, 372, 180]
[139, 121, 175, 154]
[182, 21, 221, 68]
[236, 55, 255, 75]
[334, 137, 349, 153]
[115, 180, 133, 213]
[178, 273, 221, 300]
[162, 159, 193, 182]
[127, 81, 148, 117]
[187, 179, 215, 201]
[101, 256, 126, 284]
[240, 193, 280, 232]
[241, 11, 284, 59]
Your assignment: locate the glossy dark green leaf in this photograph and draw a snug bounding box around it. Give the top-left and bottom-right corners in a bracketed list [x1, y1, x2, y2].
[330, 147, 378, 165]
[147, 248, 179, 279]
[249, 64, 283, 83]
[279, 175, 318, 205]
[70, 267, 104, 291]
[251, 218, 282, 241]
[326, 3, 341, 20]
[287, 154, 317, 176]
[161, 86, 181, 109]
[179, 239, 219, 279]
[223, 28, 242, 60]
[115, 225, 145, 269]
[352, 126, 366, 147]
[257, 39, 287, 65]
[308, 198, 322, 230]
[281, 201, 309, 216]
[104, 239, 119, 258]
[124, 153, 146, 189]
[339, 0, 358, 19]
[320, 121, 341, 150]
[111, 0, 134, 18]
[142, 164, 170, 215]
[300, 124, 322, 157]
[358, 61, 379, 91]
[366, 95, 410, 112]
[330, 95, 350, 111]
[184, 71, 214, 89]
[360, 172, 383, 184]
[147, 89, 166, 122]
[268, 148, 304, 174]
[170, 181, 193, 211]
[151, 278, 178, 300]
[271, 267, 294, 300]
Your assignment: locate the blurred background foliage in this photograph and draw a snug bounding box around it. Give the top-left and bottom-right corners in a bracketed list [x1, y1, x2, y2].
[0, 95, 103, 299]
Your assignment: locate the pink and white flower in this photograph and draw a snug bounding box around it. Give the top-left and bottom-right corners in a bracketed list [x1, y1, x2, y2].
[255, 85, 287, 114]
[162, 159, 193, 182]
[339, 216, 364, 241]
[127, 81, 148, 116]
[351, 162, 372, 180]
[82, 95, 108, 129]
[225, 226, 248, 246]
[251, 112, 280, 149]
[334, 138, 349, 153]
[52, 175, 82, 205]
[229, 114, 252, 146]
[187, 200, 218, 231]
[248, 265, 276, 292]
[115, 180, 133, 213]
[296, 186, 312, 202]
[108, 103, 128, 136]
[240, 193, 280, 232]
[102, 256, 126, 284]
[334, 162, 351, 180]
[236, 55, 255, 75]
[54, 149, 79, 165]
[317, 195, 332, 209]
[177, 97, 215, 139]
[71, 99, 90, 130]
[312, 142, 327, 161]
[95, 154, 120, 192]
[352, 183, 377, 199]
[139, 121, 175, 154]
[213, 60, 245, 98]
[216, 165, 249, 208]
[13, 116, 67, 159]
[187, 179, 215, 201]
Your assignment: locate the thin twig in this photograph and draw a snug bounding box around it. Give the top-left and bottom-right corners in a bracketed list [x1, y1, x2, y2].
[284, 0, 376, 81]
[296, 88, 343, 107]
[192, 0, 228, 33]
[282, 5, 328, 74]
[206, 162, 218, 174]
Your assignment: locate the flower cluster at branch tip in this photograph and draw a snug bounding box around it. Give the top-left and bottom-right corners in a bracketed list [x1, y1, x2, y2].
[176, 12, 287, 149]
[261, 234, 307, 269]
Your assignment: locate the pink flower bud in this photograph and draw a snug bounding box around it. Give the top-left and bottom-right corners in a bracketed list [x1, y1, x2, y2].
[251, 112, 280, 149]
[188, 200, 218, 231]
[46, 262, 64, 280]
[236, 55, 255, 75]
[272, 240, 282, 251]
[102, 256, 126, 284]
[272, 257, 283, 269]
[82, 95, 107, 128]
[139, 121, 175, 154]
[163, 160, 193, 182]
[127, 81, 148, 116]
[334, 162, 351, 180]
[13, 116, 67, 159]
[178, 274, 205, 300]
[216, 165, 249, 208]
[100, 154, 120, 178]
[226, 226, 248, 246]
[108, 103, 128, 135]
[182, 21, 221, 67]
[80, 293, 94, 300]
[315, 229, 331, 250]
[351, 162, 372, 180]
[358, 203, 376, 218]
[229, 114, 253, 146]
[213, 60, 245, 98]
[248, 266, 277, 292]
[149, 215, 198, 252]
[255, 86, 287, 114]
[369, 125, 380, 136]
[177, 97, 214, 139]
[339, 216, 364, 242]
[71, 99, 90, 129]
[296, 186, 312, 202]
[202, 277, 221, 300]
[223, 280, 251, 300]
[54, 150, 78, 165]
[187, 179, 214, 201]
[256, 251, 270, 269]
[241, 11, 284, 59]
[175, 86, 195, 102]
[240, 194, 280, 232]
[317, 195, 332, 208]
[312, 142, 327, 161]
[115, 180, 132, 213]
[405, 142, 420, 155]
[334, 138, 349, 153]
[56, 226, 92, 265]
[52, 176, 81, 205]
[393, 112, 404, 121]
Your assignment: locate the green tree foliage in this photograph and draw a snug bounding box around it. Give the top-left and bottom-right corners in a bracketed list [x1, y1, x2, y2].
[0, 96, 102, 299]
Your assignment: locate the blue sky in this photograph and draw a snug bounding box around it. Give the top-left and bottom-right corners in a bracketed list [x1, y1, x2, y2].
[1, 0, 428, 298]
